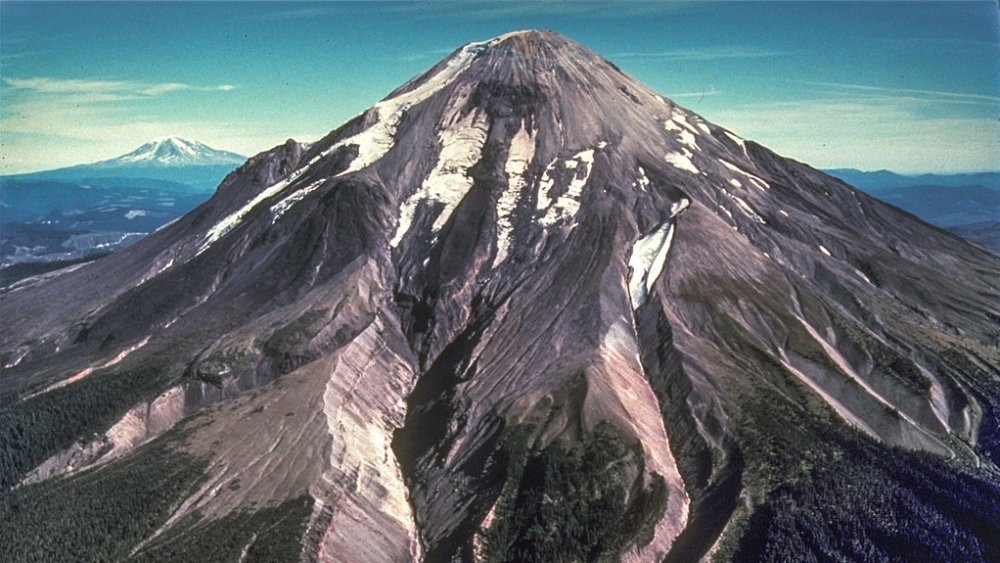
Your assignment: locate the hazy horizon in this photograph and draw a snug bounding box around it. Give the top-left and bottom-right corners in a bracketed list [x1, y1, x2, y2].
[2, 1, 998, 175]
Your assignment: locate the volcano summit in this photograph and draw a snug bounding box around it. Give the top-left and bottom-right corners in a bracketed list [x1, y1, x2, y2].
[2, 30, 998, 562]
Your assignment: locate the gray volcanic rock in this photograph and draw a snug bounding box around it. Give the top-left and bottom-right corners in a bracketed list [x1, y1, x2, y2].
[1, 31, 998, 562]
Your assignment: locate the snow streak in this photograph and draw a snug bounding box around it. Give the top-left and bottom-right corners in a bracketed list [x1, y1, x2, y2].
[390, 96, 490, 247]
[537, 149, 595, 227]
[628, 198, 689, 308]
[493, 123, 537, 267]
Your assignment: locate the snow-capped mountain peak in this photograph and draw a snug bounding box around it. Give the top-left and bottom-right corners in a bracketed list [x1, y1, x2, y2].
[8, 137, 248, 189]
[92, 137, 245, 168]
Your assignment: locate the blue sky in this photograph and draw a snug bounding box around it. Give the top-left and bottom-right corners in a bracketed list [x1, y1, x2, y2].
[1, 1, 997, 174]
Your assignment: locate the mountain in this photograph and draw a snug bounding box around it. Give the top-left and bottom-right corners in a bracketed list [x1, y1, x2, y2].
[89, 137, 246, 168]
[873, 184, 1000, 227]
[6, 137, 246, 190]
[2, 31, 998, 562]
[824, 169, 1000, 251]
[0, 139, 243, 278]
[826, 168, 1000, 192]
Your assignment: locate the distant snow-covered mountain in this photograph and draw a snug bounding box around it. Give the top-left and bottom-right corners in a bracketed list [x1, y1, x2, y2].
[0, 138, 246, 278]
[89, 137, 246, 168]
[5, 137, 247, 190]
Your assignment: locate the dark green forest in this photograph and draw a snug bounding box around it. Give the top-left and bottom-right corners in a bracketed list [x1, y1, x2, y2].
[0, 428, 313, 562]
[726, 393, 1000, 563]
[481, 423, 668, 563]
[132, 495, 313, 563]
[0, 363, 170, 490]
[0, 435, 206, 561]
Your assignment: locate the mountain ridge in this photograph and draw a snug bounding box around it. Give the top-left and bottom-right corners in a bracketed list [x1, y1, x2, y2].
[1, 30, 998, 562]
[825, 169, 1000, 250]
[825, 168, 1000, 191]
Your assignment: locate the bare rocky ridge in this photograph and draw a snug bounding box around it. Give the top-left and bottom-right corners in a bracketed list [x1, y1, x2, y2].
[2, 30, 999, 561]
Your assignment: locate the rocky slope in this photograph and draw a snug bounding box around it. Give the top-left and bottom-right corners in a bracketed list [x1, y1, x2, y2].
[1, 30, 998, 562]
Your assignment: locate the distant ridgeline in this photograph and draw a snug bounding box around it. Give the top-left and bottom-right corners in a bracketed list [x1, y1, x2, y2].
[826, 169, 1000, 251]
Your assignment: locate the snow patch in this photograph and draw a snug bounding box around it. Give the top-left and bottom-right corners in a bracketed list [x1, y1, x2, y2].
[664, 149, 699, 174]
[663, 119, 699, 150]
[493, 123, 536, 267]
[92, 232, 146, 249]
[635, 166, 651, 191]
[628, 223, 675, 308]
[779, 209, 789, 217]
[669, 110, 701, 135]
[537, 149, 595, 227]
[270, 179, 325, 223]
[137, 256, 176, 286]
[152, 216, 180, 233]
[199, 156, 324, 254]
[3, 347, 30, 369]
[728, 178, 742, 188]
[535, 159, 559, 203]
[670, 198, 690, 217]
[334, 39, 491, 177]
[720, 159, 770, 190]
[390, 101, 490, 247]
[627, 197, 688, 309]
[723, 131, 749, 157]
[819, 245, 832, 257]
[720, 189, 766, 224]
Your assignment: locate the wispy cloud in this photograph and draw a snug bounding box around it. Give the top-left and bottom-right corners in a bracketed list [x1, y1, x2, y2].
[397, 53, 429, 62]
[798, 80, 1000, 107]
[856, 35, 998, 54]
[666, 87, 722, 100]
[707, 98, 999, 174]
[6, 77, 135, 94]
[248, 5, 347, 21]
[395, 48, 455, 62]
[612, 46, 786, 61]
[1, 76, 240, 173]
[0, 50, 41, 62]
[394, 1, 663, 19]
[275, 1, 693, 21]
[1, 125, 276, 175]
[4, 77, 237, 97]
